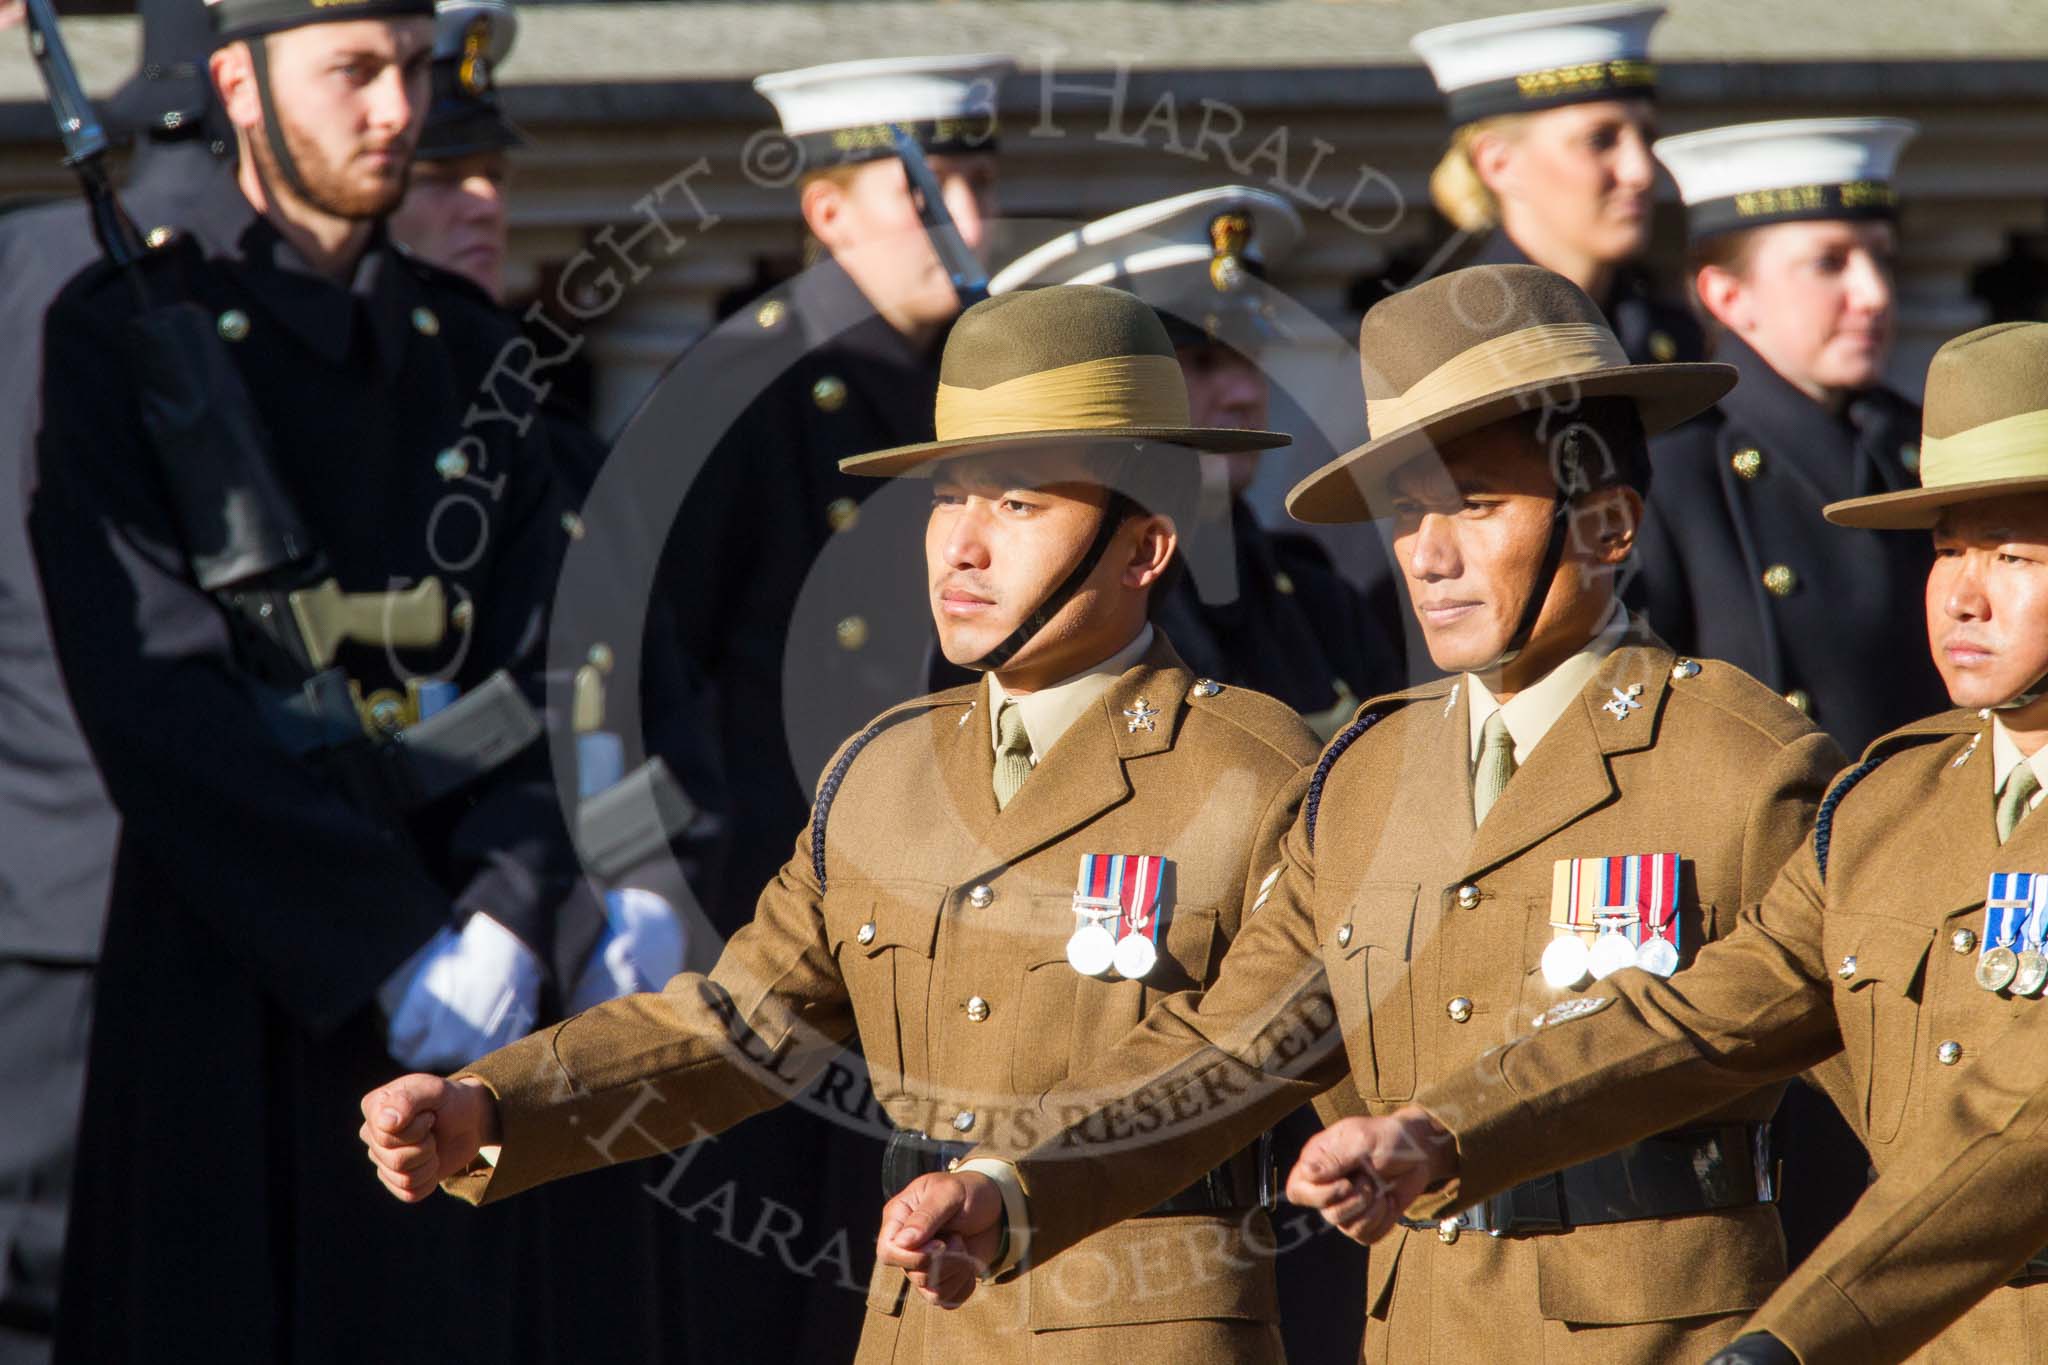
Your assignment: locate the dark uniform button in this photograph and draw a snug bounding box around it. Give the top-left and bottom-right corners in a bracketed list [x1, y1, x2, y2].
[1649, 331, 1678, 363]
[1730, 447, 1764, 480]
[811, 376, 848, 412]
[1762, 564, 1798, 598]
[410, 306, 440, 337]
[1784, 689, 1812, 716]
[1274, 571, 1296, 595]
[755, 299, 787, 329]
[835, 615, 868, 650]
[434, 448, 469, 481]
[825, 497, 859, 533]
[216, 309, 251, 342]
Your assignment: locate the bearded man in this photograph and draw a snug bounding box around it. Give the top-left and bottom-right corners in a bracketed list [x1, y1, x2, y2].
[27, 1, 599, 1360]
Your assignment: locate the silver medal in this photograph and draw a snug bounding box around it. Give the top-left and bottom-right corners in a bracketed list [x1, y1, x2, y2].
[1112, 930, 1158, 981]
[2016, 948, 2048, 998]
[1540, 934, 1592, 990]
[1589, 930, 1639, 980]
[1067, 923, 1117, 977]
[1635, 937, 1680, 977]
[1978, 945, 2020, 994]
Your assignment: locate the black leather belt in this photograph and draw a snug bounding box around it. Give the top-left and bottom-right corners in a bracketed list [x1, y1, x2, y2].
[1400, 1123, 1774, 1240]
[882, 1129, 1275, 1216]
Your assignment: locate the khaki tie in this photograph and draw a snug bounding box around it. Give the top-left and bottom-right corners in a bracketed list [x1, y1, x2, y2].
[1998, 763, 2042, 844]
[1473, 709, 1516, 827]
[994, 702, 1034, 810]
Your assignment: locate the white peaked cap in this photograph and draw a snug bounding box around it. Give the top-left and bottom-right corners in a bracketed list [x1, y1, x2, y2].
[989, 186, 1303, 295]
[434, 0, 516, 65]
[753, 53, 1015, 139]
[1655, 117, 1918, 238]
[1411, 2, 1666, 124]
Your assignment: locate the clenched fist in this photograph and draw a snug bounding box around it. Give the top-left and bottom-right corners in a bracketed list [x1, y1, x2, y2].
[875, 1171, 1006, 1308]
[359, 1074, 501, 1203]
[1284, 1106, 1458, 1244]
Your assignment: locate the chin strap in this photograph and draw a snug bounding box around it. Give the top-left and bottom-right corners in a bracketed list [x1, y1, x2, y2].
[1479, 492, 1575, 675]
[961, 493, 1134, 674]
[245, 38, 312, 205]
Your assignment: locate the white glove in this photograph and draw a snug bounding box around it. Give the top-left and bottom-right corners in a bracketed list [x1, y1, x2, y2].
[378, 911, 543, 1071]
[566, 887, 687, 1013]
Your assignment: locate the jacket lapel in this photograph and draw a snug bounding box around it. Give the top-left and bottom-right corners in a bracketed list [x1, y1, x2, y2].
[981, 638, 1188, 870]
[1958, 723, 2027, 917]
[935, 681, 1001, 849]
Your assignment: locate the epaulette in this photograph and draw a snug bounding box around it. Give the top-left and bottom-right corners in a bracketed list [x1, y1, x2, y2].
[1181, 677, 1319, 763]
[1815, 714, 1980, 882]
[810, 689, 975, 891]
[1304, 698, 1414, 851]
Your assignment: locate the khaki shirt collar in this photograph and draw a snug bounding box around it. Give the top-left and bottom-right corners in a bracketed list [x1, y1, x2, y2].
[987, 624, 1155, 764]
[1990, 716, 2048, 814]
[1467, 600, 1629, 766]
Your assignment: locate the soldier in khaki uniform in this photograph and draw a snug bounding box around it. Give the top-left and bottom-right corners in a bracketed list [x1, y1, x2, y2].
[360, 285, 1322, 1363]
[1280, 323, 2048, 1365]
[880, 264, 1844, 1364]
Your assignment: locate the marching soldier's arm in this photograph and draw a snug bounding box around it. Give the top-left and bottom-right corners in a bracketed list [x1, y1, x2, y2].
[977, 769, 1351, 1270]
[441, 819, 857, 1205]
[27, 283, 462, 1037]
[1742, 1012, 2048, 1365]
[1413, 727, 1845, 1214]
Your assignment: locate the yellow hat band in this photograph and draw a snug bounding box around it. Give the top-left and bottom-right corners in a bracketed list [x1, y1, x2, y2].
[933, 354, 1191, 442]
[1918, 408, 2048, 490]
[1366, 322, 1630, 437]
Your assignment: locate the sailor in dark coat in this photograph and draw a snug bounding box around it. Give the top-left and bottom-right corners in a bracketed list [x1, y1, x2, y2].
[30, 3, 598, 1359]
[0, 3, 230, 1356]
[1634, 117, 1949, 759]
[1409, 3, 1704, 367]
[657, 53, 1012, 934]
[1631, 115, 1952, 1275]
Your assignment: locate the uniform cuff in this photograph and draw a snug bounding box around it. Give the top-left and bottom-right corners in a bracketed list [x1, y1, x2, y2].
[955, 1157, 1031, 1278]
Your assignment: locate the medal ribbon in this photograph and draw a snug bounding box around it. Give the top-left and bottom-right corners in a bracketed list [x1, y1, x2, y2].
[1634, 852, 1681, 952]
[1074, 854, 1120, 934]
[1985, 872, 2030, 957]
[1116, 854, 1165, 945]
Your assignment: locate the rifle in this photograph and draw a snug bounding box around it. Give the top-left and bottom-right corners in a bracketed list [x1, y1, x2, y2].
[890, 123, 989, 310]
[23, 0, 539, 816]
